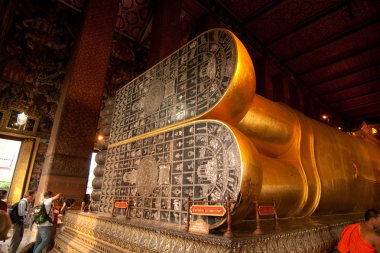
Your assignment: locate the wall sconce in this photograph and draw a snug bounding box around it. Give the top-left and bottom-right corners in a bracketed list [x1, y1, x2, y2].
[17, 112, 28, 125]
[321, 114, 330, 124]
[97, 134, 104, 141]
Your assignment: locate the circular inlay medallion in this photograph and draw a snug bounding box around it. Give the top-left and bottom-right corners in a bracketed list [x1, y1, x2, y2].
[143, 79, 165, 114]
[136, 156, 158, 197]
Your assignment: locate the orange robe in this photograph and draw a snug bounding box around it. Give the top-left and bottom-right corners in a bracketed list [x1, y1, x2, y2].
[337, 223, 375, 253]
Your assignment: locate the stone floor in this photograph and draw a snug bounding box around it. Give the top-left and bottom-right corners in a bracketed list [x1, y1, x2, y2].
[0, 223, 63, 253]
[0, 225, 37, 253]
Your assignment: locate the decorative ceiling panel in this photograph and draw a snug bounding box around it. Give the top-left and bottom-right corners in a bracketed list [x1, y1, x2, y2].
[58, 0, 86, 12]
[286, 22, 380, 75]
[181, 0, 208, 18]
[115, 0, 152, 42]
[299, 47, 380, 85]
[331, 92, 380, 113]
[246, 0, 340, 43]
[311, 65, 380, 95]
[344, 103, 380, 119]
[321, 79, 380, 104]
[267, 0, 380, 61]
[218, 0, 276, 22]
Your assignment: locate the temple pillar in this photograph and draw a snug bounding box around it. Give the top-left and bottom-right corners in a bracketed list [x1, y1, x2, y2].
[296, 86, 305, 113]
[272, 73, 291, 105]
[272, 74, 282, 102]
[289, 79, 299, 109]
[147, 0, 182, 67]
[282, 74, 291, 104]
[254, 57, 274, 100]
[304, 93, 316, 119]
[35, 0, 119, 203]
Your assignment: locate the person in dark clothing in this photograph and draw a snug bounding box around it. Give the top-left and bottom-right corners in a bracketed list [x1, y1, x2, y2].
[0, 190, 7, 212]
[60, 198, 75, 215]
[8, 190, 35, 253]
[80, 194, 91, 212]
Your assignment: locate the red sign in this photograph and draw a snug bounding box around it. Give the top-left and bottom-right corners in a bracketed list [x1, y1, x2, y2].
[114, 201, 129, 209]
[190, 205, 226, 217]
[258, 206, 275, 215]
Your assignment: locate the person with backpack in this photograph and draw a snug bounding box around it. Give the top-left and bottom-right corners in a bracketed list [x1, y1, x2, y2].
[0, 210, 11, 242]
[32, 191, 62, 253]
[8, 190, 35, 253]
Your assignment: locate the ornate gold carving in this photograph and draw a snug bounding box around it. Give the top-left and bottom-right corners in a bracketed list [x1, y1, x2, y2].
[55, 212, 353, 253]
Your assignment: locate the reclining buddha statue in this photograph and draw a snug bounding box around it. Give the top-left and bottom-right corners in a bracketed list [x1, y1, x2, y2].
[99, 28, 380, 229]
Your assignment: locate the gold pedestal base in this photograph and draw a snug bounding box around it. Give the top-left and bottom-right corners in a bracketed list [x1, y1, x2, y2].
[55, 211, 362, 253]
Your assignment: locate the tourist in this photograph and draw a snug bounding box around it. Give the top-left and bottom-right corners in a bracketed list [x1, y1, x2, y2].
[60, 198, 75, 215]
[0, 190, 7, 212]
[80, 194, 91, 212]
[0, 210, 11, 249]
[52, 195, 64, 226]
[33, 191, 62, 253]
[8, 190, 35, 253]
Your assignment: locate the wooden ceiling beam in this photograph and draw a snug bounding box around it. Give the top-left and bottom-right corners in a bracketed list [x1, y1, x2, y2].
[297, 42, 380, 76]
[285, 19, 380, 65]
[321, 78, 380, 103]
[343, 103, 380, 119]
[310, 64, 380, 91]
[305, 60, 380, 86]
[283, 16, 380, 63]
[240, 0, 282, 24]
[331, 91, 380, 109]
[265, 1, 345, 46]
[312, 73, 380, 98]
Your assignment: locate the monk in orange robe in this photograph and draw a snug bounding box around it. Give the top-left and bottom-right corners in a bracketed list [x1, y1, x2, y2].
[338, 209, 380, 253]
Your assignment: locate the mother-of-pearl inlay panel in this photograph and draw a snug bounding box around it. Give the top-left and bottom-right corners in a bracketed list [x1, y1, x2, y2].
[109, 29, 237, 144]
[100, 120, 241, 228]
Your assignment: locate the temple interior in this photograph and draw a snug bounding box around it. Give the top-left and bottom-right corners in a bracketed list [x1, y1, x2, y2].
[1, 1, 380, 252]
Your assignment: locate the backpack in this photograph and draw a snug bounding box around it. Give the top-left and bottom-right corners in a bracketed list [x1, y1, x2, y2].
[33, 202, 52, 224]
[8, 200, 27, 224]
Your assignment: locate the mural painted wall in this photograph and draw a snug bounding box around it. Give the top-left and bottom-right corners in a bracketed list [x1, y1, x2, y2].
[0, 0, 83, 190]
[0, 0, 153, 191]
